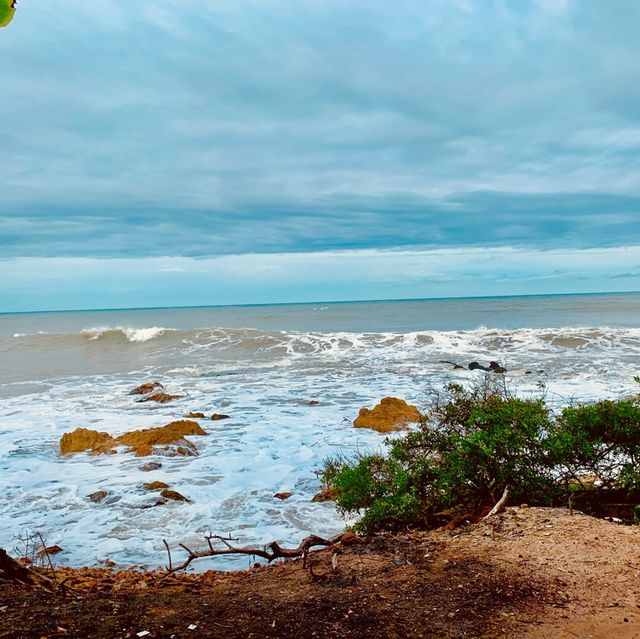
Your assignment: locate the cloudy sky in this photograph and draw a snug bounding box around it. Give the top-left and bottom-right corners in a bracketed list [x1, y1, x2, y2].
[1, 0, 639, 311]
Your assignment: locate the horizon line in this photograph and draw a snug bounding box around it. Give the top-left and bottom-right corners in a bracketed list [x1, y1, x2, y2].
[2, 289, 639, 316]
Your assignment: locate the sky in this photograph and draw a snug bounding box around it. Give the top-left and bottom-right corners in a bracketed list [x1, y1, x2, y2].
[0, 0, 639, 311]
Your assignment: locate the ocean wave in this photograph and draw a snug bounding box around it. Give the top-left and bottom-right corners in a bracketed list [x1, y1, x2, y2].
[80, 326, 174, 343]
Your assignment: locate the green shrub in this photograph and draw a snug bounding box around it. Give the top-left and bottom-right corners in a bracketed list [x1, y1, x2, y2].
[322, 377, 640, 533]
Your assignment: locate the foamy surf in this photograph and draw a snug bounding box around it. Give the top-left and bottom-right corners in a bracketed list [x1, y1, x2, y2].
[80, 326, 173, 342]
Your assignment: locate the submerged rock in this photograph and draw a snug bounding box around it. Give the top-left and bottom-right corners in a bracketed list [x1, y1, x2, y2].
[185, 412, 205, 419]
[129, 382, 164, 396]
[353, 397, 422, 433]
[136, 392, 183, 404]
[60, 420, 208, 457]
[312, 486, 339, 502]
[139, 461, 162, 472]
[143, 481, 169, 491]
[274, 492, 293, 500]
[210, 413, 230, 421]
[160, 489, 191, 503]
[88, 490, 109, 503]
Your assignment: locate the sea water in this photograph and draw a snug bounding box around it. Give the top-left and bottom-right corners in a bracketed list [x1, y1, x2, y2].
[1, 292, 639, 570]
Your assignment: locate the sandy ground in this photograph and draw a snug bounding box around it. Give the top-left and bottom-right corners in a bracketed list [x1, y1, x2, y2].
[1, 507, 639, 638]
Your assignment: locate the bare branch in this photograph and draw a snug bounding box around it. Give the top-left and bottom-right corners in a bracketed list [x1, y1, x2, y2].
[483, 486, 510, 519]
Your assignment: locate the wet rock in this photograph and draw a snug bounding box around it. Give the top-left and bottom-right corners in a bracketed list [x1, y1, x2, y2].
[312, 486, 340, 502]
[36, 545, 63, 558]
[308, 400, 320, 406]
[185, 412, 205, 419]
[136, 392, 183, 404]
[129, 382, 164, 396]
[115, 420, 207, 457]
[353, 397, 422, 433]
[160, 489, 191, 503]
[60, 420, 208, 458]
[139, 462, 162, 472]
[143, 481, 169, 491]
[468, 361, 491, 372]
[88, 490, 109, 503]
[60, 428, 114, 455]
[211, 413, 230, 421]
[274, 492, 293, 500]
[489, 361, 507, 373]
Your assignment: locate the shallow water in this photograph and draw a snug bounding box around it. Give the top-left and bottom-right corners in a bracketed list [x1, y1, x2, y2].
[1, 293, 639, 570]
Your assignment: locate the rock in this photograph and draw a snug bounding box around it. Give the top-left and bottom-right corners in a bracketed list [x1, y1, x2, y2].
[129, 382, 164, 395]
[353, 397, 422, 433]
[60, 428, 114, 455]
[160, 489, 191, 503]
[60, 420, 208, 457]
[468, 361, 491, 372]
[274, 492, 293, 500]
[115, 420, 207, 457]
[308, 400, 320, 406]
[211, 413, 230, 421]
[312, 486, 339, 502]
[185, 412, 205, 419]
[340, 530, 358, 545]
[143, 481, 169, 491]
[489, 361, 507, 373]
[136, 392, 183, 404]
[88, 490, 109, 503]
[139, 462, 162, 472]
[36, 545, 63, 558]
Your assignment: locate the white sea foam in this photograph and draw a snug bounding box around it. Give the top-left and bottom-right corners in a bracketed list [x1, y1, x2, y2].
[80, 326, 173, 342]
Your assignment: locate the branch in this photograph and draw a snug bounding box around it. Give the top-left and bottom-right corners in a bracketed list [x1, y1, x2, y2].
[483, 486, 510, 519]
[0, 549, 55, 590]
[163, 531, 350, 575]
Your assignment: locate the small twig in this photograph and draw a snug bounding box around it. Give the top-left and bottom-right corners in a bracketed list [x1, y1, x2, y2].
[163, 539, 173, 571]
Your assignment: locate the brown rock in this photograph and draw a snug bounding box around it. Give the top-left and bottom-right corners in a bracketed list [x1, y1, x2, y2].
[211, 413, 230, 421]
[88, 490, 109, 503]
[340, 530, 359, 545]
[136, 392, 183, 404]
[160, 489, 191, 503]
[36, 545, 63, 558]
[140, 462, 162, 472]
[143, 481, 169, 491]
[353, 397, 422, 433]
[115, 420, 207, 457]
[308, 400, 320, 406]
[129, 382, 164, 395]
[274, 492, 293, 500]
[60, 428, 114, 455]
[312, 486, 339, 502]
[60, 420, 208, 458]
[185, 412, 205, 419]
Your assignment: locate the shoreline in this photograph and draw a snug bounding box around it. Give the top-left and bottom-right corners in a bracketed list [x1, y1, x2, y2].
[2, 507, 637, 638]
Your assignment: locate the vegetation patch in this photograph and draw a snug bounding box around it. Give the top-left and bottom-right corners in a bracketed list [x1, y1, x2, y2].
[322, 376, 640, 533]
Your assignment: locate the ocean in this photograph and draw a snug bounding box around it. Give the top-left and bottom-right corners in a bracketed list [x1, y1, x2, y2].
[1, 292, 639, 570]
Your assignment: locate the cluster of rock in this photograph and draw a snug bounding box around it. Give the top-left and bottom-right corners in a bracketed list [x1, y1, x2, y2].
[440, 360, 507, 373]
[59, 380, 427, 508]
[59, 420, 207, 457]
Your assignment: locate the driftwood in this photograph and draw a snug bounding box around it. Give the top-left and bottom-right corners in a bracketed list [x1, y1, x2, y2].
[483, 486, 510, 520]
[163, 532, 350, 574]
[0, 549, 55, 590]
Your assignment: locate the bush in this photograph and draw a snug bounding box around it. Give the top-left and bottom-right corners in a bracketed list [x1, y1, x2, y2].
[322, 377, 640, 533]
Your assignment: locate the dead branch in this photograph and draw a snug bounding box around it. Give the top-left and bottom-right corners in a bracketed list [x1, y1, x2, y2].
[483, 486, 510, 520]
[0, 548, 55, 590]
[163, 531, 349, 575]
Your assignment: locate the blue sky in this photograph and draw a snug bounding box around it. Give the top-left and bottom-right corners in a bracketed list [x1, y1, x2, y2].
[1, 0, 639, 311]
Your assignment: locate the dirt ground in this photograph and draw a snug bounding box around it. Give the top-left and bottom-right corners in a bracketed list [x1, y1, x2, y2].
[1, 507, 639, 639]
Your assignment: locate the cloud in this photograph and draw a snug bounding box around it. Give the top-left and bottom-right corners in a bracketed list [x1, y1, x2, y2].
[0, 0, 638, 262]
